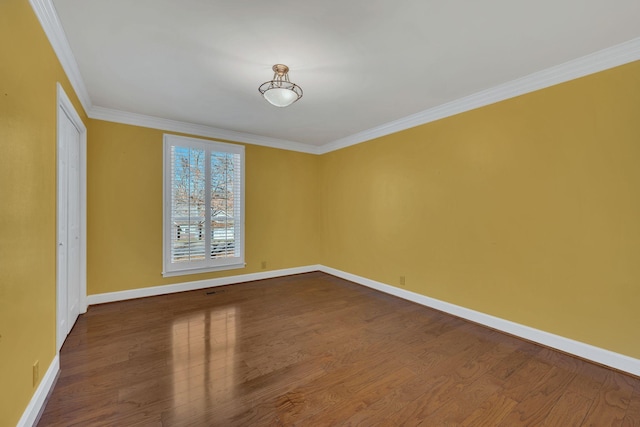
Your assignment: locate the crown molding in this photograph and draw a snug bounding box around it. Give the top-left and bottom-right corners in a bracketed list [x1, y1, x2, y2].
[29, 0, 640, 156]
[89, 106, 321, 154]
[29, 0, 92, 114]
[318, 36, 640, 154]
[29, 0, 319, 154]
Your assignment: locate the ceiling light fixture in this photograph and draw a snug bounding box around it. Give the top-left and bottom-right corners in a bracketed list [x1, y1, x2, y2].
[258, 64, 303, 108]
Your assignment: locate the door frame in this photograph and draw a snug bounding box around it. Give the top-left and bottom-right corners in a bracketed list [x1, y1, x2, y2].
[56, 83, 87, 352]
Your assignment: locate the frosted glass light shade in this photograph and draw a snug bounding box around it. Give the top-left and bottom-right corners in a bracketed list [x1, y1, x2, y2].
[263, 87, 299, 107]
[258, 64, 303, 107]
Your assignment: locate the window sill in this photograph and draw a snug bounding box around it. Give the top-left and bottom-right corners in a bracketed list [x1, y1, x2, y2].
[162, 262, 246, 278]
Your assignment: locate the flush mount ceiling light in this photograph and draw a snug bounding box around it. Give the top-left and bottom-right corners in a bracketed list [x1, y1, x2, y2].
[258, 64, 303, 108]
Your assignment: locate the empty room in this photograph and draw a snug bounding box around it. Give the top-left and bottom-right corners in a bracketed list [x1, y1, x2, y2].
[1, 0, 640, 425]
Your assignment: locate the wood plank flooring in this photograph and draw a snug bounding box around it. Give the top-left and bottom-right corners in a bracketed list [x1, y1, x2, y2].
[38, 272, 640, 426]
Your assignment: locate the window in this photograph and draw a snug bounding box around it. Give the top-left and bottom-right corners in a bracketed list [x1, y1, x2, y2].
[163, 134, 244, 277]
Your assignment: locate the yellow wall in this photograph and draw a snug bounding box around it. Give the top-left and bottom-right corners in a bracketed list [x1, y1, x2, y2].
[319, 60, 640, 359]
[2, 0, 640, 423]
[87, 120, 320, 295]
[0, 1, 88, 425]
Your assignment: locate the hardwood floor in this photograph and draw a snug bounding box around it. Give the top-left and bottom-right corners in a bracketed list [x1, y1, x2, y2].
[38, 272, 640, 426]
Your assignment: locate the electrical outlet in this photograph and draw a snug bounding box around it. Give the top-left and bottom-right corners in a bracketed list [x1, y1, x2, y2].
[33, 360, 39, 387]
[400, 276, 406, 286]
[261, 261, 267, 269]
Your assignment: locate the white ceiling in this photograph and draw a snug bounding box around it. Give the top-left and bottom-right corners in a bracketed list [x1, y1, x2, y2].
[51, 0, 640, 148]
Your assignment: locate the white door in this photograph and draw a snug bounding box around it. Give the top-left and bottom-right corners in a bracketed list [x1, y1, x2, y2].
[57, 84, 86, 351]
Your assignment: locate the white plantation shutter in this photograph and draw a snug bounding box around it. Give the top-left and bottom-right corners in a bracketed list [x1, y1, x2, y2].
[163, 134, 244, 276]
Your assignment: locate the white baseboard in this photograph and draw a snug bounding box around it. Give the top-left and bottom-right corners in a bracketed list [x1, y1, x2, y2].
[17, 355, 59, 427]
[84, 263, 639, 376]
[15, 266, 638, 427]
[318, 265, 640, 377]
[86, 265, 322, 306]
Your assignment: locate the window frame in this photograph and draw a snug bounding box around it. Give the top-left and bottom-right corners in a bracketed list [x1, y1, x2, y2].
[162, 134, 245, 277]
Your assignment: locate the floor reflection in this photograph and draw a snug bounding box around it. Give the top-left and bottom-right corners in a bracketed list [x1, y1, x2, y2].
[171, 306, 237, 419]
